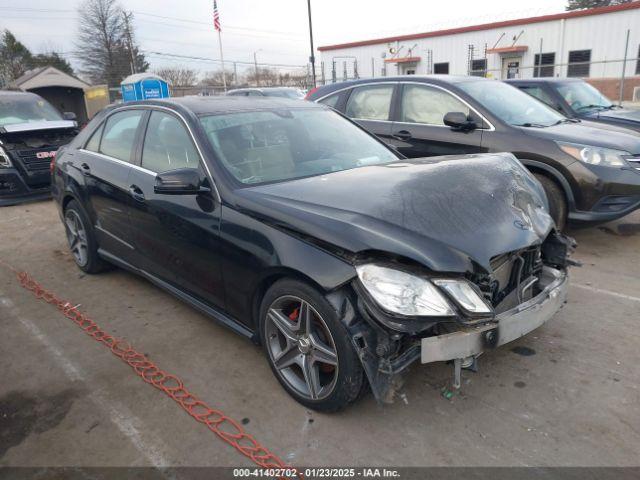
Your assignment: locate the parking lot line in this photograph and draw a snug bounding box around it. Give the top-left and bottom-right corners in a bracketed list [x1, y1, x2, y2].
[572, 284, 640, 303]
[1, 295, 174, 468]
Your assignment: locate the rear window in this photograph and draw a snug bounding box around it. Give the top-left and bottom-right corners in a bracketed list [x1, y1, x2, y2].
[99, 110, 144, 163]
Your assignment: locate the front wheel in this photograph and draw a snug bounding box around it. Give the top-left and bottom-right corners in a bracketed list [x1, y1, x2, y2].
[259, 279, 365, 412]
[534, 174, 567, 231]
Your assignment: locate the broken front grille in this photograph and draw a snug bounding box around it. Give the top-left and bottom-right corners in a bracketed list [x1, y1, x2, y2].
[14, 148, 55, 172]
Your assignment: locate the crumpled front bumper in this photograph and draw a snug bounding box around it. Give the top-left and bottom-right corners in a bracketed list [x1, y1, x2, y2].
[421, 267, 568, 364]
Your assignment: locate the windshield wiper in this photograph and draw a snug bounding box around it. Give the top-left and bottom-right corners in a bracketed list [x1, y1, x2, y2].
[553, 118, 580, 125]
[514, 122, 549, 128]
[575, 104, 609, 112]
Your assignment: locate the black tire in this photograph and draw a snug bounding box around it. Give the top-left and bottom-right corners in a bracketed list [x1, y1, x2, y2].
[63, 200, 109, 274]
[259, 278, 365, 412]
[534, 174, 567, 231]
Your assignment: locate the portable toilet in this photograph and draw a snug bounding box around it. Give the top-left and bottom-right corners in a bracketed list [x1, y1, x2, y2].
[120, 73, 170, 102]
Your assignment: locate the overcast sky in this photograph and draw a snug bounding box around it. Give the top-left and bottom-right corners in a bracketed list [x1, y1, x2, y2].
[0, 0, 567, 76]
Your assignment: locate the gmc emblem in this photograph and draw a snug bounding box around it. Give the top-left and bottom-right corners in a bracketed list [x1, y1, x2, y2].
[36, 151, 57, 159]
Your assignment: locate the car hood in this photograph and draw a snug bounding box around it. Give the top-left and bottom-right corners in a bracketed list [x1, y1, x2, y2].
[234, 153, 554, 274]
[520, 120, 640, 154]
[0, 120, 77, 134]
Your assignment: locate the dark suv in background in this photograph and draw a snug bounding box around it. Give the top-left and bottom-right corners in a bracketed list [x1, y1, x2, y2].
[1, 91, 78, 206]
[507, 78, 640, 133]
[306, 76, 640, 229]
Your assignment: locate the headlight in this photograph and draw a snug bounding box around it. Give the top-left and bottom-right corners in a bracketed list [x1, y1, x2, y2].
[356, 264, 454, 316]
[0, 146, 12, 168]
[557, 142, 629, 168]
[432, 279, 492, 314]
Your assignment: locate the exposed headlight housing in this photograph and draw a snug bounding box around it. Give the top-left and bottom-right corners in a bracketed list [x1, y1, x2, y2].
[557, 141, 629, 168]
[432, 279, 492, 314]
[0, 146, 12, 168]
[356, 264, 454, 317]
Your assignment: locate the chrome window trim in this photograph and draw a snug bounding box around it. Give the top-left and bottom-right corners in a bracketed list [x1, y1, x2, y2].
[90, 104, 222, 202]
[314, 80, 495, 132]
[79, 148, 157, 177]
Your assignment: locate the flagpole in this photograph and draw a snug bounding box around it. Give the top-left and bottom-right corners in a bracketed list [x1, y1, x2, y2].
[217, 29, 227, 92]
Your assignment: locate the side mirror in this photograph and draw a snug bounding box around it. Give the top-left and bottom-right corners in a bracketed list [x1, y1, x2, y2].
[154, 168, 209, 195]
[443, 111, 477, 131]
[63, 111, 77, 121]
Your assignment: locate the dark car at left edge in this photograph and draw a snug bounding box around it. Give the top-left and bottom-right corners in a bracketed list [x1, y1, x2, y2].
[51, 96, 575, 411]
[1, 90, 78, 206]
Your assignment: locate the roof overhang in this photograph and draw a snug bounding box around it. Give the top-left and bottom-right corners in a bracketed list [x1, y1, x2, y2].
[486, 45, 528, 54]
[384, 56, 421, 64]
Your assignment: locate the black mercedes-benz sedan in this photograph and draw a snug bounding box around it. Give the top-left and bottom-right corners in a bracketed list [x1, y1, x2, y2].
[306, 76, 640, 229]
[52, 96, 573, 411]
[507, 78, 640, 133]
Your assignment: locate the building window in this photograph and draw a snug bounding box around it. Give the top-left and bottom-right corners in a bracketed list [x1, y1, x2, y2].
[433, 62, 449, 74]
[567, 49, 591, 77]
[534, 52, 555, 77]
[470, 59, 487, 77]
[636, 45, 640, 75]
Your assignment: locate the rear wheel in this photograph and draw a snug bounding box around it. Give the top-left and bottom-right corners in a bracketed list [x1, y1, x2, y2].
[534, 174, 567, 231]
[259, 279, 365, 412]
[64, 200, 109, 274]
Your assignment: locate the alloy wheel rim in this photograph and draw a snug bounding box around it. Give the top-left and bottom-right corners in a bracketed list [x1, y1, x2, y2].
[64, 210, 89, 267]
[265, 295, 339, 401]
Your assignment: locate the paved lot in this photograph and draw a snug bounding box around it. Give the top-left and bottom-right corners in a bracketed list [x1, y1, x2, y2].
[1, 200, 639, 468]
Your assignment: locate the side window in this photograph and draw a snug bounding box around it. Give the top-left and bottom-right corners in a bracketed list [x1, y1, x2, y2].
[142, 111, 200, 173]
[345, 85, 393, 120]
[519, 86, 557, 109]
[100, 110, 144, 163]
[318, 93, 340, 109]
[85, 122, 104, 152]
[400, 84, 470, 125]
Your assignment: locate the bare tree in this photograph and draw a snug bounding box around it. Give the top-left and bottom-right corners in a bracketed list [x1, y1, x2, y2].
[200, 69, 235, 87]
[0, 30, 33, 86]
[566, 0, 630, 9]
[75, 0, 148, 87]
[154, 67, 198, 87]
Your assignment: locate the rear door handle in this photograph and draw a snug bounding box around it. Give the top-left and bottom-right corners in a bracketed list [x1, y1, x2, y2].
[392, 130, 412, 141]
[129, 184, 145, 202]
[80, 163, 91, 175]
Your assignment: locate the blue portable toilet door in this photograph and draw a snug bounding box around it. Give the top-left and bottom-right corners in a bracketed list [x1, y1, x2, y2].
[141, 79, 163, 100]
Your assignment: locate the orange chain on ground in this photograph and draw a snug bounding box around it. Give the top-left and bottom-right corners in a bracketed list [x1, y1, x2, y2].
[5, 265, 301, 479]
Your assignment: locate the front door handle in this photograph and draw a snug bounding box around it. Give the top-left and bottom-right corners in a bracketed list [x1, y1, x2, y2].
[129, 184, 145, 202]
[392, 130, 412, 141]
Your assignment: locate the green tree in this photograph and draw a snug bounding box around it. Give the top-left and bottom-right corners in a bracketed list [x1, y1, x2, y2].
[566, 0, 631, 10]
[31, 52, 74, 75]
[0, 29, 33, 86]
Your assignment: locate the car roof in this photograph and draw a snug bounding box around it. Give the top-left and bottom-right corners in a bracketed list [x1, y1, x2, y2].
[0, 90, 44, 100]
[505, 78, 582, 84]
[117, 95, 321, 115]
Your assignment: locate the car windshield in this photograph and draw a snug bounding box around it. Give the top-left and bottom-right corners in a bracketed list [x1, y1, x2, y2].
[263, 89, 305, 99]
[199, 108, 398, 185]
[555, 81, 613, 112]
[458, 80, 565, 127]
[0, 95, 63, 126]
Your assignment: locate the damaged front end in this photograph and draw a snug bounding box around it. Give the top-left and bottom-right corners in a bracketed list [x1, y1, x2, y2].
[341, 230, 575, 404]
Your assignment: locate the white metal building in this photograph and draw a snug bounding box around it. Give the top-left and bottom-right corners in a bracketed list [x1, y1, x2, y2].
[318, 2, 640, 91]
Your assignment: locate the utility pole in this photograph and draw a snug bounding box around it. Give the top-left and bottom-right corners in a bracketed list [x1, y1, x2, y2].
[619, 29, 630, 106]
[253, 50, 260, 86]
[122, 11, 136, 75]
[307, 0, 317, 88]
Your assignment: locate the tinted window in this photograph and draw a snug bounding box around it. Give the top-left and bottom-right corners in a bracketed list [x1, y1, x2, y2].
[567, 50, 591, 77]
[400, 84, 470, 125]
[345, 85, 393, 120]
[519, 86, 556, 109]
[199, 108, 398, 185]
[142, 111, 200, 173]
[318, 93, 340, 109]
[100, 110, 144, 162]
[85, 122, 104, 152]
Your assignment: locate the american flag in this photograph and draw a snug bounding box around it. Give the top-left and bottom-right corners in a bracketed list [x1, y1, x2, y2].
[213, 0, 221, 31]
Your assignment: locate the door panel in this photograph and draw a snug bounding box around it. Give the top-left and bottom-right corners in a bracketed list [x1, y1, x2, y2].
[389, 83, 484, 158]
[80, 110, 145, 262]
[126, 110, 225, 310]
